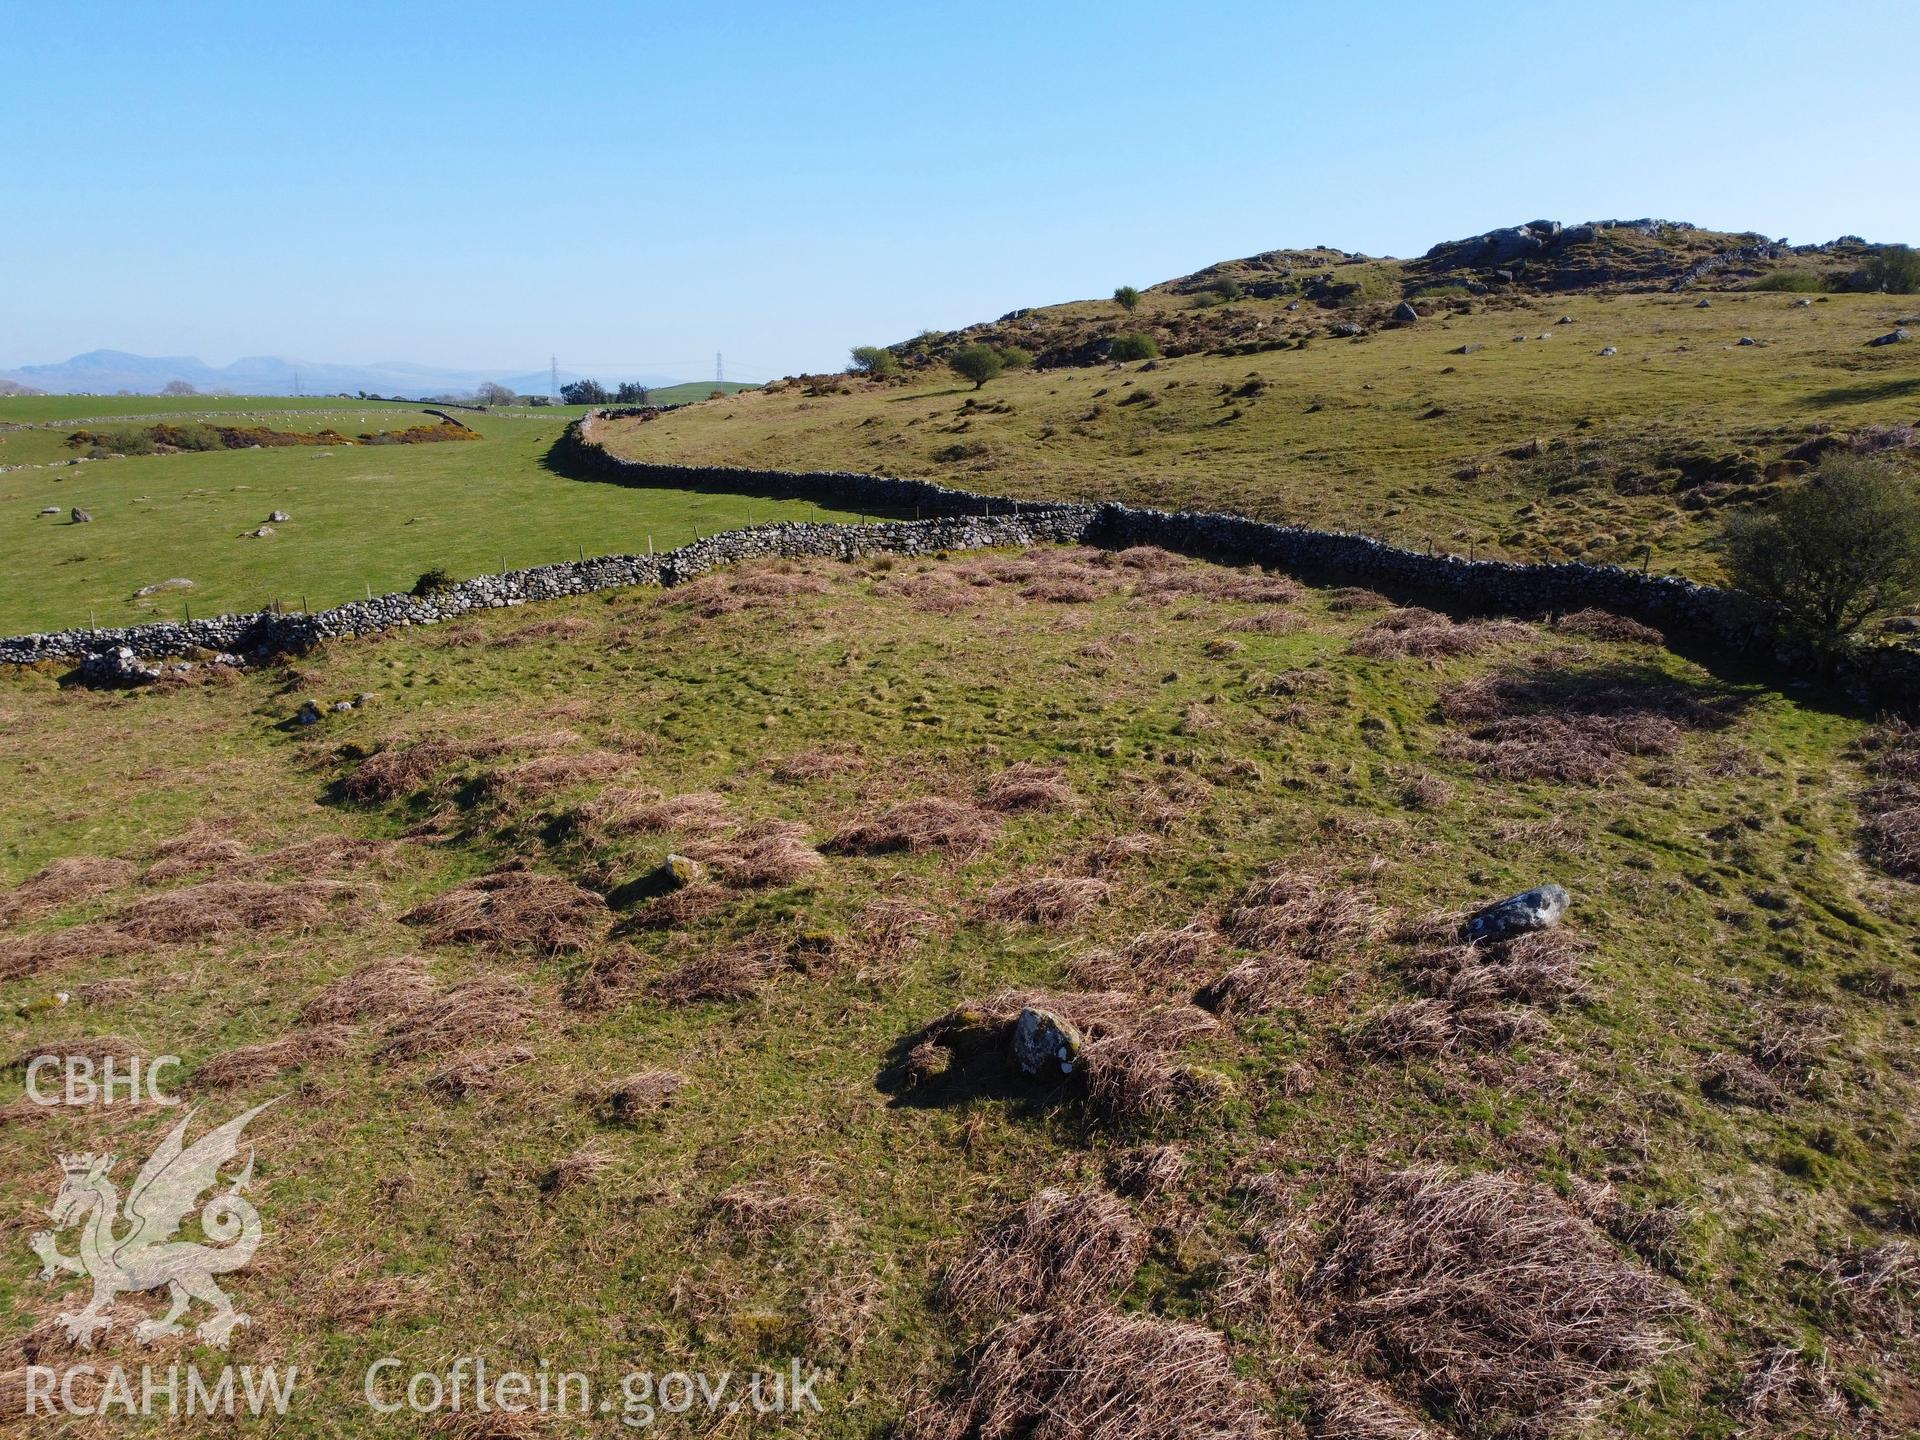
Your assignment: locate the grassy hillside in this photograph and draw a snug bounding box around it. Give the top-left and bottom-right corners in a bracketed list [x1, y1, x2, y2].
[0, 400, 864, 634]
[605, 290, 1919, 583]
[2, 546, 1915, 1435]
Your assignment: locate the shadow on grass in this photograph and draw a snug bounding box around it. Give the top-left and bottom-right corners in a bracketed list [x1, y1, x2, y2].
[1805, 374, 1920, 408]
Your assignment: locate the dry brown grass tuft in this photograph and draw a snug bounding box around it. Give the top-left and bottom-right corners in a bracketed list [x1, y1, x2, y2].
[377, 976, 535, 1062]
[828, 797, 1002, 858]
[403, 870, 607, 954]
[593, 789, 733, 837]
[1107, 1144, 1191, 1199]
[769, 748, 864, 784]
[300, 958, 436, 1024]
[497, 615, 595, 646]
[197, 1025, 356, 1088]
[1073, 923, 1218, 991]
[652, 941, 785, 1004]
[1306, 1167, 1682, 1436]
[601, 1069, 686, 1124]
[980, 762, 1079, 813]
[538, 1145, 617, 1196]
[1222, 867, 1376, 961]
[113, 879, 366, 943]
[426, 1045, 534, 1099]
[232, 835, 404, 880]
[980, 875, 1110, 928]
[851, 898, 939, 973]
[480, 749, 628, 800]
[1, 857, 138, 925]
[1699, 1052, 1791, 1112]
[1402, 930, 1591, 1009]
[1083, 1030, 1230, 1130]
[621, 881, 730, 932]
[1436, 667, 1735, 784]
[1353, 999, 1545, 1060]
[142, 825, 251, 883]
[1859, 721, 1920, 878]
[943, 1187, 1146, 1322]
[685, 819, 823, 889]
[1196, 952, 1307, 1016]
[1325, 586, 1391, 612]
[343, 739, 499, 804]
[904, 1305, 1265, 1440]
[1350, 608, 1532, 660]
[0, 924, 139, 980]
[1307, 1378, 1440, 1440]
[1822, 1239, 1918, 1340]
[1553, 608, 1665, 645]
[705, 1181, 819, 1244]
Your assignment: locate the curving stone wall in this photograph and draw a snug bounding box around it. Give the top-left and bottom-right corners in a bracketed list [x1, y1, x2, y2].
[7, 408, 1920, 711]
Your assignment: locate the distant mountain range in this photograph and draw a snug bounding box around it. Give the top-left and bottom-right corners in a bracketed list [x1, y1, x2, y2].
[0, 350, 691, 397]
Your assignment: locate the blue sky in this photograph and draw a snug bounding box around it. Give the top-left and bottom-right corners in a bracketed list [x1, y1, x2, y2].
[3, 0, 1914, 382]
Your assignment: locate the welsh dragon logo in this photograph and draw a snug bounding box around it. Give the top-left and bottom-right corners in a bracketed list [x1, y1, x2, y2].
[30, 1101, 275, 1349]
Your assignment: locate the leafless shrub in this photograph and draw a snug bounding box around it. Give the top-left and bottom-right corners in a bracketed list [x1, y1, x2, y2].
[196, 1025, 355, 1088]
[1306, 1167, 1683, 1437]
[403, 871, 607, 954]
[113, 879, 366, 943]
[1222, 867, 1376, 960]
[1, 857, 137, 925]
[1553, 609, 1665, 645]
[377, 976, 534, 1061]
[426, 1045, 534, 1100]
[1351, 608, 1532, 660]
[1107, 1145, 1191, 1200]
[944, 1187, 1146, 1322]
[980, 762, 1078, 813]
[980, 875, 1110, 928]
[828, 797, 1002, 857]
[301, 958, 435, 1024]
[903, 1305, 1265, 1440]
[602, 1069, 686, 1124]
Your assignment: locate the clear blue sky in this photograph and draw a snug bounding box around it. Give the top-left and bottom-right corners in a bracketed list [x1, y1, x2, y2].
[3, 0, 1914, 383]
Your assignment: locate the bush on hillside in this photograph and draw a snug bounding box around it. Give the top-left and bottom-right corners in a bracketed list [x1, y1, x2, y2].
[1857, 244, 1920, 294]
[950, 343, 1005, 389]
[1722, 453, 1920, 652]
[1113, 285, 1141, 312]
[1746, 270, 1829, 293]
[850, 345, 900, 378]
[997, 345, 1033, 371]
[1110, 332, 1160, 361]
[411, 567, 455, 597]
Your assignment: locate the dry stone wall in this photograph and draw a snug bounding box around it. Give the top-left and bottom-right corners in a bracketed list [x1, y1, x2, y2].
[7, 408, 1920, 711]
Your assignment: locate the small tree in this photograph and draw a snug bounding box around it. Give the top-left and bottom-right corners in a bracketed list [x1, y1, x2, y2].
[615, 381, 652, 404]
[950, 342, 1004, 389]
[998, 345, 1034, 371]
[850, 345, 900, 378]
[1110, 332, 1160, 361]
[474, 381, 515, 406]
[559, 379, 610, 405]
[1722, 454, 1920, 654]
[1113, 285, 1141, 313]
[1857, 244, 1920, 294]
[162, 379, 198, 397]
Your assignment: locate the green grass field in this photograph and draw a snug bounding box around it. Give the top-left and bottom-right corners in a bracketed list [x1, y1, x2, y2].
[2, 549, 1914, 1434]
[0, 399, 865, 634]
[606, 291, 1920, 581]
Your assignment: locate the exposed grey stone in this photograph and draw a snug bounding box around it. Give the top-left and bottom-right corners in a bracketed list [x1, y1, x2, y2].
[78, 646, 159, 687]
[1465, 884, 1570, 943]
[1868, 329, 1912, 347]
[268, 510, 290, 523]
[134, 578, 193, 597]
[70, 507, 92, 524]
[1696, 298, 1712, 308]
[293, 700, 323, 725]
[1013, 1006, 1084, 1078]
[39, 506, 59, 516]
[1737, 337, 1758, 346]
[248, 525, 275, 538]
[1392, 301, 1419, 323]
[1454, 344, 1482, 355]
[1599, 347, 1618, 356]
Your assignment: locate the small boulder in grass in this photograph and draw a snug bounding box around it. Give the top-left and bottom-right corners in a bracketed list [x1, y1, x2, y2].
[1464, 883, 1569, 943]
[659, 853, 702, 889]
[1013, 1006, 1084, 1078]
